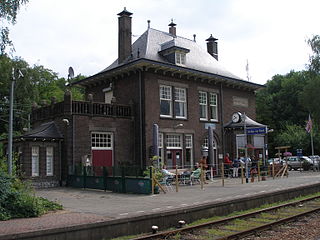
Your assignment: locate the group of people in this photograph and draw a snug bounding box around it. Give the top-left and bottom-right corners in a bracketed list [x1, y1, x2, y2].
[161, 154, 259, 184]
[224, 153, 258, 178]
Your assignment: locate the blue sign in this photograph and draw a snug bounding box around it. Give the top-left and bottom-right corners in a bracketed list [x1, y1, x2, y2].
[246, 127, 266, 135]
[297, 149, 303, 157]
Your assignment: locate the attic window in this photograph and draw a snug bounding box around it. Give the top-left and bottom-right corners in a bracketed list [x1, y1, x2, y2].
[176, 52, 186, 65]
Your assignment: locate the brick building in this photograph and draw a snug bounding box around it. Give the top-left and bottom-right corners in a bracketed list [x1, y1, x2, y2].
[14, 8, 264, 186]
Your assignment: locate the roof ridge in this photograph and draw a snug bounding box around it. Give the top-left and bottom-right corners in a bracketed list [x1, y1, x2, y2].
[148, 27, 195, 42]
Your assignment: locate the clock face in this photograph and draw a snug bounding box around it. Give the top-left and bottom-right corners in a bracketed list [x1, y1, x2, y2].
[232, 112, 241, 123]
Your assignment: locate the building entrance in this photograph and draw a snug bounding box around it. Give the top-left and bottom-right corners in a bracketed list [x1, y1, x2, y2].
[166, 149, 182, 168]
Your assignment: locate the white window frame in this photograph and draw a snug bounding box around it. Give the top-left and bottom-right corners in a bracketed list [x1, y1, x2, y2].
[209, 93, 218, 121]
[199, 91, 208, 120]
[91, 132, 113, 150]
[176, 52, 186, 65]
[166, 134, 182, 149]
[32, 146, 39, 177]
[158, 133, 164, 166]
[46, 146, 53, 176]
[203, 137, 216, 149]
[174, 87, 187, 119]
[160, 85, 172, 117]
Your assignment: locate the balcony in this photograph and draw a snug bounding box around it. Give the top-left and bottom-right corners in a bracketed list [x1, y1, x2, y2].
[32, 100, 132, 122]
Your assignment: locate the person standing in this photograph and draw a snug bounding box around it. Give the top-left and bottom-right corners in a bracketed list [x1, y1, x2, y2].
[232, 157, 240, 178]
[224, 153, 232, 177]
[198, 156, 208, 184]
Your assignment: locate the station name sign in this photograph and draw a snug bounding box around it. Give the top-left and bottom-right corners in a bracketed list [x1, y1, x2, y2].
[246, 127, 266, 135]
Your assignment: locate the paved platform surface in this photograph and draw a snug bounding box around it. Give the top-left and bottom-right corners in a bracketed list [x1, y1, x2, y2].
[1, 171, 320, 237]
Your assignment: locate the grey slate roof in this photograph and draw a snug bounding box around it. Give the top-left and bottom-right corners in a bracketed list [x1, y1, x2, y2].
[21, 122, 63, 140]
[102, 28, 242, 80]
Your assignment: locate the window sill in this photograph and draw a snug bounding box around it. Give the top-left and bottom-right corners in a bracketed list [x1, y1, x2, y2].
[175, 117, 187, 120]
[160, 115, 173, 119]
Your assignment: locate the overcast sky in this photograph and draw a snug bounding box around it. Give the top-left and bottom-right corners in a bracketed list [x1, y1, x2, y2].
[9, 0, 319, 85]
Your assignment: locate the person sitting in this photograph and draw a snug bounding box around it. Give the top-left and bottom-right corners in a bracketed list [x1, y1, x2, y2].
[161, 165, 174, 183]
[191, 167, 201, 184]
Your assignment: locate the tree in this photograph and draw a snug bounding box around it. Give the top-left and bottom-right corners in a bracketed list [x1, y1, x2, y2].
[308, 35, 320, 74]
[256, 71, 308, 131]
[0, 55, 84, 136]
[0, 0, 29, 54]
[300, 35, 320, 122]
[274, 124, 309, 154]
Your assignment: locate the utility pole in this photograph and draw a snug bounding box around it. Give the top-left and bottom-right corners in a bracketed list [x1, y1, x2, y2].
[7, 68, 23, 175]
[8, 68, 16, 175]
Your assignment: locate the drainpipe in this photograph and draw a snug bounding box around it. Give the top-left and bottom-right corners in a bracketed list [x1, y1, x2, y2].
[59, 139, 62, 186]
[220, 83, 225, 157]
[139, 70, 143, 168]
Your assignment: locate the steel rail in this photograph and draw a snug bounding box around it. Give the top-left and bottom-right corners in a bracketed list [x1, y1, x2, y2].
[131, 195, 320, 240]
[216, 205, 320, 240]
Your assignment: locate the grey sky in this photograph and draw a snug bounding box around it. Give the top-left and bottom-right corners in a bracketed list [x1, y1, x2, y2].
[9, 0, 319, 84]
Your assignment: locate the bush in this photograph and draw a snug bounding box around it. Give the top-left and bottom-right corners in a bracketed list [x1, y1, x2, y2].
[0, 169, 62, 220]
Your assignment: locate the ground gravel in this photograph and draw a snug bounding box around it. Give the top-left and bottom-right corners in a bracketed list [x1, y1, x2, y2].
[243, 212, 320, 240]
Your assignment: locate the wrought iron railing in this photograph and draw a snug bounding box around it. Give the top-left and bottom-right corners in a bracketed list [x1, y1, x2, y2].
[31, 100, 132, 121]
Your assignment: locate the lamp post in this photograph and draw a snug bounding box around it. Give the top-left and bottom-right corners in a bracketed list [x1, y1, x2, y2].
[243, 113, 249, 183]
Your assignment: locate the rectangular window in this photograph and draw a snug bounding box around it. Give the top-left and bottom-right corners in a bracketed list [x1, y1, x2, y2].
[166, 134, 182, 149]
[209, 93, 218, 121]
[160, 85, 172, 117]
[199, 91, 208, 120]
[46, 146, 53, 176]
[91, 132, 113, 149]
[158, 133, 163, 165]
[185, 135, 193, 149]
[185, 134, 193, 168]
[176, 52, 186, 65]
[174, 87, 187, 119]
[32, 146, 39, 177]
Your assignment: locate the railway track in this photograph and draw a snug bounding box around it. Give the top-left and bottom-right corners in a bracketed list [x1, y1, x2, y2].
[130, 195, 320, 240]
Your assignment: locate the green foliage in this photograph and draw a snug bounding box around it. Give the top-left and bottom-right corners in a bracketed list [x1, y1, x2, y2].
[274, 124, 308, 151]
[308, 35, 320, 74]
[0, 159, 62, 221]
[0, 0, 29, 54]
[0, 55, 84, 135]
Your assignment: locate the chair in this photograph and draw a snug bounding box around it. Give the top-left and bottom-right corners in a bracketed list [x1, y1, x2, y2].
[160, 175, 173, 191]
[179, 171, 191, 185]
[190, 169, 201, 185]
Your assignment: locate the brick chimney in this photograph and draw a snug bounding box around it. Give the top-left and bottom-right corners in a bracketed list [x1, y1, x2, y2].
[168, 19, 176, 36]
[206, 34, 218, 61]
[118, 7, 132, 64]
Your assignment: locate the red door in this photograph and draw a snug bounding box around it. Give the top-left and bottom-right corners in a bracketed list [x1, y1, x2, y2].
[92, 150, 113, 167]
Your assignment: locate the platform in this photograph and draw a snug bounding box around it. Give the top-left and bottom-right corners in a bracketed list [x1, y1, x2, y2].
[1, 171, 320, 240]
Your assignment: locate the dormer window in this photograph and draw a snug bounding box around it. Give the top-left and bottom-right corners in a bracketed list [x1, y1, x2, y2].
[159, 39, 189, 66]
[176, 52, 186, 65]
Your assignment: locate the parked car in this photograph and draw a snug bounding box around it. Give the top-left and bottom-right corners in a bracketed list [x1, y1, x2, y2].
[267, 158, 283, 165]
[286, 156, 313, 171]
[309, 155, 320, 169]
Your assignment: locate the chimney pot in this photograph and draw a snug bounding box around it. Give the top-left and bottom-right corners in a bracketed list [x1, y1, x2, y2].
[168, 19, 176, 36]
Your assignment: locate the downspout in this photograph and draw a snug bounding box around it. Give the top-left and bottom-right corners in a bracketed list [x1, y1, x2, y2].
[72, 115, 75, 172]
[139, 69, 143, 168]
[220, 83, 225, 157]
[59, 139, 62, 186]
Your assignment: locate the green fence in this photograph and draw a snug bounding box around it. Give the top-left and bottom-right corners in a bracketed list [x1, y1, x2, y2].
[67, 166, 152, 194]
